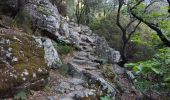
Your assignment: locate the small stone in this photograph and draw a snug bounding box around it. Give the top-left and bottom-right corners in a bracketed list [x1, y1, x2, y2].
[12, 57, 18, 62]
[75, 85, 83, 90]
[47, 96, 54, 100]
[33, 73, 36, 78]
[76, 51, 88, 57]
[38, 68, 42, 72]
[55, 82, 71, 93]
[69, 78, 84, 85]
[22, 77, 26, 81]
[23, 70, 29, 76]
[60, 96, 74, 100]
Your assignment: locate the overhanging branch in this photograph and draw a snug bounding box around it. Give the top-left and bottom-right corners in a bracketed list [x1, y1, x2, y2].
[130, 4, 170, 47]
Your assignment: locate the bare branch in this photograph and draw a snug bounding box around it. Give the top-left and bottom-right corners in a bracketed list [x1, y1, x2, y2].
[125, 19, 137, 30]
[116, 0, 125, 32]
[126, 21, 141, 43]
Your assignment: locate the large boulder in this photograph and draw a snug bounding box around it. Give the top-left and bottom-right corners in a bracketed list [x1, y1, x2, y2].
[0, 0, 61, 37]
[18, 0, 60, 34]
[34, 36, 62, 69]
[94, 37, 121, 64]
[0, 28, 49, 98]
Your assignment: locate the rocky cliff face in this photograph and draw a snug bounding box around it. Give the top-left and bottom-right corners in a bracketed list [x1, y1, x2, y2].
[0, 0, 142, 99]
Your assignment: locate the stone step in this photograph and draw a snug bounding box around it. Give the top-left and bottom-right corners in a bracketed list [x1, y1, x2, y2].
[68, 89, 96, 99]
[68, 78, 84, 85]
[75, 51, 89, 57]
[80, 46, 93, 52]
[87, 54, 97, 61]
[89, 43, 96, 46]
[79, 42, 89, 46]
[67, 62, 117, 99]
[84, 66, 97, 70]
[59, 96, 74, 100]
[72, 59, 89, 65]
[80, 35, 94, 43]
[74, 55, 89, 60]
[68, 62, 85, 78]
[72, 59, 100, 67]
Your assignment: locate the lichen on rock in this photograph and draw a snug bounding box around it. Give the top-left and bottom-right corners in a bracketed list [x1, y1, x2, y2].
[0, 28, 49, 98]
[34, 36, 62, 68]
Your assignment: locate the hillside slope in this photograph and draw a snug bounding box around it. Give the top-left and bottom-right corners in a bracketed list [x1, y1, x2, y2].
[0, 0, 143, 99]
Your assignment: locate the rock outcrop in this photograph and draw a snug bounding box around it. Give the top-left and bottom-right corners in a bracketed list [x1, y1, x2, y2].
[0, 0, 142, 99]
[94, 36, 121, 64]
[0, 28, 49, 98]
[35, 36, 62, 68]
[19, 0, 61, 34]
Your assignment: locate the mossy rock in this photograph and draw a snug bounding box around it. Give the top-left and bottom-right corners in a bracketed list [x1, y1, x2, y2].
[0, 29, 49, 98]
[102, 65, 116, 82]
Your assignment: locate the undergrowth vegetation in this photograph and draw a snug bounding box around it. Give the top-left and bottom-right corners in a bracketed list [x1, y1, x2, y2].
[126, 33, 170, 96]
[59, 64, 69, 76]
[54, 42, 74, 56]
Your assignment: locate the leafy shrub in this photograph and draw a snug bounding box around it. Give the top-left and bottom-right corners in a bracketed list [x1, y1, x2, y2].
[100, 96, 112, 100]
[54, 43, 74, 56]
[59, 64, 69, 76]
[126, 47, 170, 91]
[14, 91, 27, 100]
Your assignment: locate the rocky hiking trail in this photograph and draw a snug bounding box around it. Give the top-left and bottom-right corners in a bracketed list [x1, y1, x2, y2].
[29, 30, 141, 100]
[0, 0, 143, 99]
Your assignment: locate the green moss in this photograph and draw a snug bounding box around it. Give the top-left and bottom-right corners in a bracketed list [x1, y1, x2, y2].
[0, 32, 49, 96]
[102, 65, 116, 82]
[37, 6, 52, 16]
[103, 69, 115, 79]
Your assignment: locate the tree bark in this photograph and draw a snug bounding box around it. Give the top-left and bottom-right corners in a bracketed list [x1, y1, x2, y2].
[116, 0, 141, 66]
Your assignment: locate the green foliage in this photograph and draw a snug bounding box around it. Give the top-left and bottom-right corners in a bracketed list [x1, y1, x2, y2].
[126, 47, 170, 91]
[150, 33, 161, 47]
[94, 58, 107, 65]
[37, 6, 52, 16]
[54, 43, 74, 55]
[14, 91, 27, 100]
[100, 96, 112, 100]
[59, 64, 69, 76]
[43, 84, 51, 92]
[89, 12, 154, 62]
[132, 2, 170, 38]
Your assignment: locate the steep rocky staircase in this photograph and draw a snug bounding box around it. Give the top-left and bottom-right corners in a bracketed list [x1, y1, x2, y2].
[30, 26, 141, 100]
